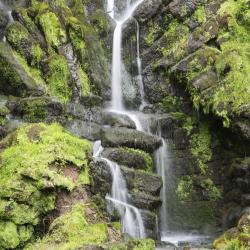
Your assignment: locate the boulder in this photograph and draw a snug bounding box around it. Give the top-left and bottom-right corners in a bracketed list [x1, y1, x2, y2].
[100, 127, 162, 152]
[0, 42, 45, 97]
[102, 147, 153, 171]
[102, 111, 136, 129]
[65, 120, 102, 141]
[129, 191, 162, 210]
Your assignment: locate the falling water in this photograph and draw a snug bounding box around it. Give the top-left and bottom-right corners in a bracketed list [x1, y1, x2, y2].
[93, 141, 145, 238]
[155, 125, 169, 237]
[135, 19, 146, 110]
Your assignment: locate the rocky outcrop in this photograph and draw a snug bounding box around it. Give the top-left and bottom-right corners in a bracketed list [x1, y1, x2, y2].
[100, 127, 162, 152]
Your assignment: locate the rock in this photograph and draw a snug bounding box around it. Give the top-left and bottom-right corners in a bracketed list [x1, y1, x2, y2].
[188, 18, 220, 52]
[102, 111, 136, 129]
[140, 210, 158, 238]
[133, 0, 166, 23]
[80, 95, 103, 108]
[102, 147, 153, 171]
[89, 159, 112, 196]
[65, 103, 104, 124]
[101, 127, 162, 152]
[192, 70, 218, 91]
[65, 120, 102, 141]
[0, 8, 8, 40]
[169, 0, 200, 20]
[7, 97, 63, 122]
[133, 171, 162, 195]
[232, 120, 250, 141]
[0, 42, 45, 97]
[238, 207, 250, 233]
[241, 194, 250, 207]
[120, 166, 162, 195]
[129, 191, 162, 210]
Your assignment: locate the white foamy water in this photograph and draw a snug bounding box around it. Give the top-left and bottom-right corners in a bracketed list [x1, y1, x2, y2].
[93, 141, 145, 238]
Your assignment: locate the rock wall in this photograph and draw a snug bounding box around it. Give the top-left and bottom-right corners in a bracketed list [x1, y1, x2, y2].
[0, 0, 249, 249]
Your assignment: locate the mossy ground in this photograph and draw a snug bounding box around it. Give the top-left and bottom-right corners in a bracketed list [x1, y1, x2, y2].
[0, 123, 92, 249]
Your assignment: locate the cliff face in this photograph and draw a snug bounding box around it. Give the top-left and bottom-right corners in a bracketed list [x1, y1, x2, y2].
[0, 0, 249, 249]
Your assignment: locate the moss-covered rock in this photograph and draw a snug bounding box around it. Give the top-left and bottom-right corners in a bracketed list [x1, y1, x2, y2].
[0, 123, 92, 249]
[0, 42, 45, 97]
[47, 54, 72, 102]
[102, 147, 153, 172]
[214, 208, 250, 249]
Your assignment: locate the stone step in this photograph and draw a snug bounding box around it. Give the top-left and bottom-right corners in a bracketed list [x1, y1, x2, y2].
[101, 127, 162, 152]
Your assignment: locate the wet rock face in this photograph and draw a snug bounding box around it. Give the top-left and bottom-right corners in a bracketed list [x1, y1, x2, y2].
[101, 127, 162, 152]
[90, 159, 162, 239]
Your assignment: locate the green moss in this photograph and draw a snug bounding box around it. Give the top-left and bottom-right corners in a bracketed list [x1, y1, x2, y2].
[192, 6, 206, 24]
[144, 21, 162, 46]
[13, 52, 46, 88]
[7, 22, 30, 46]
[133, 239, 155, 250]
[161, 95, 181, 112]
[176, 176, 193, 201]
[78, 65, 91, 96]
[38, 11, 67, 50]
[26, 204, 108, 249]
[181, 0, 250, 126]
[121, 147, 153, 172]
[190, 123, 212, 174]
[47, 55, 72, 102]
[19, 98, 49, 122]
[0, 221, 20, 249]
[68, 16, 88, 70]
[159, 19, 189, 64]
[0, 123, 92, 248]
[31, 44, 44, 67]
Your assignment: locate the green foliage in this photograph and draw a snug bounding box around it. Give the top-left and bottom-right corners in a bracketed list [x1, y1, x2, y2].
[161, 95, 181, 112]
[78, 65, 91, 96]
[26, 204, 108, 249]
[201, 178, 221, 201]
[144, 21, 162, 46]
[121, 147, 153, 172]
[47, 55, 72, 102]
[19, 98, 49, 122]
[160, 19, 189, 62]
[176, 176, 193, 201]
[190, 123, 212, 173]
[38, 11, 67, 50]
[0, 123, 92, 249]
[192, 6, 206, 24]
[133, 239, 155, 250]
[31, 44, 44, 66]
[13, 51, 46, 88]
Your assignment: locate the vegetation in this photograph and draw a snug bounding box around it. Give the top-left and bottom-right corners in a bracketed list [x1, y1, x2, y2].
[0, 123, 91, 249]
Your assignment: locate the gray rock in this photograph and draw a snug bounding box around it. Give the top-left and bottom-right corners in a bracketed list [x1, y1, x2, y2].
[102, 147, 152, 171]
[103, 111, 136, 129]
[129, 191, 162, 210]
[66, 120, 102, 141]
[101, 127, 162, 152]
[241, 194, 250, 207]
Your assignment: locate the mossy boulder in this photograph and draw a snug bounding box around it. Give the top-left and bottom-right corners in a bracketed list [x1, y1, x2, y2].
[0, 123, 92, 249]
[6, 21, 45, 66]
[100, 127, 162, 153]
[102, 147, 153, 172]
[0, 42, 45, 97]
[25, 203, 109, 249]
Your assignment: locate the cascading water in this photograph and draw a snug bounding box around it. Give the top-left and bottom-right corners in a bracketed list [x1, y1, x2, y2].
[155, 125, 169, 237]
[93, 141, 145, 238]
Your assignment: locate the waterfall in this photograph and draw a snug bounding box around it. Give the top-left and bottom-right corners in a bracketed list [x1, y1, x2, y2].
[155, 125, 169, 237]
[93, 141, 145, 238]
